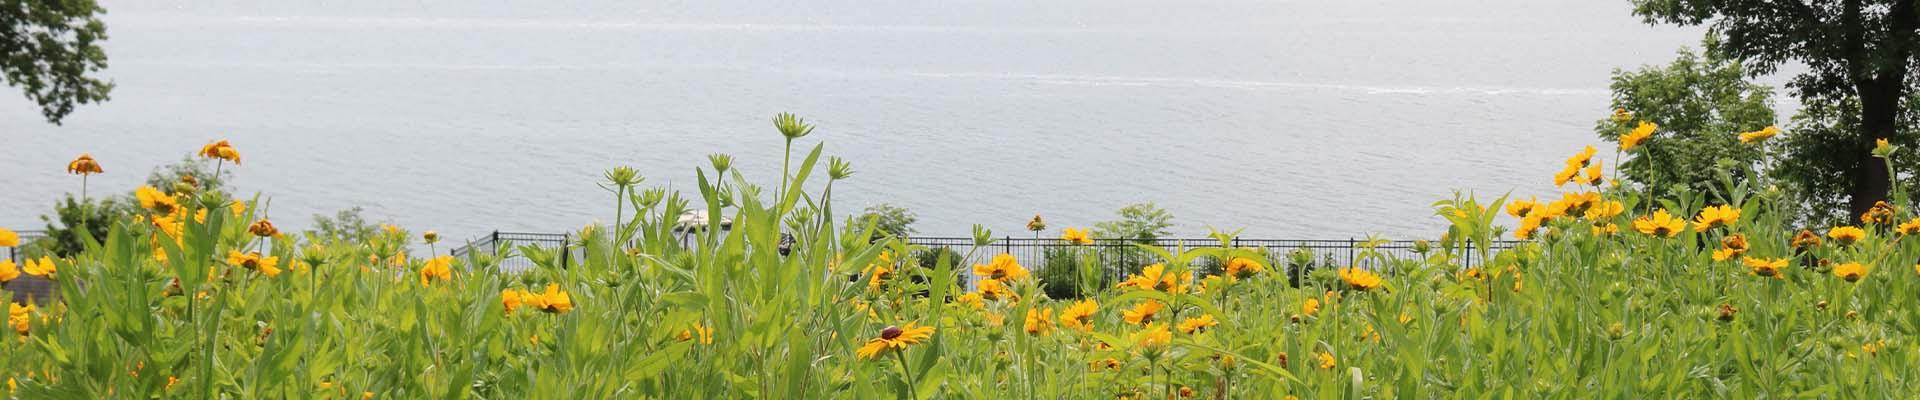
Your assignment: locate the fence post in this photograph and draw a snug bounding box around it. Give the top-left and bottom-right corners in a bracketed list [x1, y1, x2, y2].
[491, 230, 500, 255]
[1347, 237, 1356, 268]
[1464, 239, 1473, 268]
[561, 233, 571, 269]
[1002, 236, 1011, 255]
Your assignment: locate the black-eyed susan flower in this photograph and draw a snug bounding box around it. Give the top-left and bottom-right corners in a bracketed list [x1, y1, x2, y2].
[419, 256, 453, 286]
[1694, 205, 1741, 231]
[8, 303, 30, 336]
[247, 219, 279, 238]
[198, 140, 241, 165]
[864, 263, 893, 292]
[1568, 145, 1597, 168]
[1633, 209, 1686, 237]
[1177, 314, 1218, 334]
[1833, 262, 1867, 282]
[501, 288, 529, 314]
[1301, 298, 1320, 317]
[1582, 160, 1605, 186]
[1117, 263, 1187, 293]
[1557, 192, 1599, 217]
[1829, 226, 1866, 246]
[1224, 257, 1263, 280]
[1121, 300, 1164, 326]
[1712, 234, 1749, 261]
[1514, 214, 1545, 240]
[1620, 121, 1655, 151]
[1061, 227, 1093, 245]
[134, 186, 180, 215]
[1583, 200, 1625, 220]
[955, 292, 985, 310]
[1898, 218, 1920, 235]
[1059, 299, 1097, 332]
[1506, 197, 1539, 218]
[529, 284, 574, 313]
[65, 153, 102, 175]
[1862, 201, 1897, 226]
[1314, 351, 1336, 369]
[1743, 257, 1787, 278]
[1737, 126, 1780, 144]
[1135, 323, 1172, 352]
[971, 254, 1030, 282]
[856, 322, 934, 360]
[226, 251, 281, 277]
[976, 279, 1018, 302]
[1023, 308, 1054, 336]
[1553, 164, 1580, 187]
[1338, 267, 1383, 291]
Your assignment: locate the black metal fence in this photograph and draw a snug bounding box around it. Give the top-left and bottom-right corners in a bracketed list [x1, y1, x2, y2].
[4, 230, 57, 304]
[450, 231, 1521, 283]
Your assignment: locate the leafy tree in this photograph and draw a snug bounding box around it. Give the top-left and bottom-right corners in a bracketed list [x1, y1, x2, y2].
[1596, 46, 1777, 201]
[857, 203, 917, 238]
[1773, 94, 1920, 225]
[2, 0, 112, 124]
[34, 195, 133, 257]
[1093, 203, 1174, 242]
[144, 154, 232, 194]
[1633, 0, 1920, 216]
[311, 207, 380, 243]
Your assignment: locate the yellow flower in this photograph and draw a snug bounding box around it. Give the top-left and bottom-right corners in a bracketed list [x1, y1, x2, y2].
[1712, 234, 1748, 261]
[971, 253, 1030, 282]
[1620, 121, 1656, 151]
[501, 288, 529, 314]
[1738, 125, 1780, 144]
[65, 153, 103, 175]
[1693, 205, 1740, 231]
[1224, 257, 1263, 279]
[1134, 323, 1172, 351]
[1568, 145, 1597, 167]
[1591, 223, 1620, 236]
[1828, 226, 1866, 246]
[975, 278, 1018, 302]
[1556, 192, 1599, 217]
[1505, 197, 1539, 218]
[864, 263, 893, 292]
[1337, 267, 1383, 291]
[676, 324, 714, 345]
[0, 228, 14, 248]
[1552, 164, 1580, 187]
[1514, 214, 1545, 240]
[22, 257, 55, 279]
[1898, 218, 1920, 235]
[1862, 201, 1897, 226]
[1059, 299, 1098, 332]
[198, 140, 242, 165]
[134, 186, 180, 214]
[6, 303, 29, 336]
[419, 256, 454, 286]
[226, 251, 281, 277]
[1314, 351, 1336, 369]
[1611, 108, 1632, 123]
[856, 322, 935, 360]
[1061, 227, 1094, 245]
[955, 292, 985, 311]
[1023, 308, 1054, 336]
[1301, 298, 1320, 317]
[0, 260, 16, 283]
[1633, 209, 1685, 237]
[422, 230, 440, 244]
[1177, 314, 1218, 334]
[1874, 138, 1894, 156]
[1582, 160, 1605, 186]
[1583, 200, 1625, 220]
[1121, 300, 1164, 326]
[1743, 257, 1787, 279]
[1833, 262, 1868, 282]
[528, 284, 574, 313]
[247, 219, 279, 238]
[1118, 263, 1187, 293]
[1792, 229, 1824, 249]
[1026, 215, 1046, 232]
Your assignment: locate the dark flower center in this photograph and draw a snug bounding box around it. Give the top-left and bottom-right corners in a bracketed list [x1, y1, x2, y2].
[880, 326, 903, 340]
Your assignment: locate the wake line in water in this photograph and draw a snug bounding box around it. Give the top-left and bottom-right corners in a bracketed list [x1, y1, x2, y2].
[909, 72, 1605, 96]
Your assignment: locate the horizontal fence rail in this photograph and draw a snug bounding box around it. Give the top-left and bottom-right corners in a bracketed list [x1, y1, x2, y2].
[450, 231, 1522, 283]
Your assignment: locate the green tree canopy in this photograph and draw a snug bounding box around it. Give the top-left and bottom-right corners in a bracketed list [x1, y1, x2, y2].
[2, 0, 112, 124]
[1597, 46, 1777, 201]
[1633, 0, 1919, 216]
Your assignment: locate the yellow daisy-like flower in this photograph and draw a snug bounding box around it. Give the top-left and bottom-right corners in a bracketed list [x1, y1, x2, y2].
[1134, 323, 1172, 351]
[1828, 226, 1866, 246]
[856, 322, 935, 360]
[1633, 209, 1685, 237]
[66, 153, 103, 175]
[1301, 298, 1320, 317]
[1833, 262, 1868, 283]
[676, 324, 714, 345]
[527, 283, 574, 314]
[1792, 229, 1824, 249]
[1591, 222, 1620, 236]
[8, 303, 31, 336]
[1059, 299, 1098, 332]
[1552, 164, 1580, 187]
[1874, 138, 1894, 156]
[198, 140, 242, 165]
[1567, 145, 1597, 168]
[226, 251, 282, 277]
[1024, 308, 1054, 336]
[0, 228, 17, 248]
[1505, 197, 1539, 218]
[1121, 300, 1164, 326]
[1583, 200, 1625, 220]
[247, 219, 279, 238]
[22, 257, 56, 279]
[971, 253, 1030, 282]
[1712, 234, 1749, 261]
[1693, 205, 1740, 231]
[1556, 192, 1599, 218]
[1611, 108, 1633, 123]
[1337, 267, 1383, 291]
[975, 278, 1018, 302]
[1582, 160, 1605, 186]
[1742, 257, 1787, 279]
[0, 259, 17, 283]
[419, 256, 454, 286]
[1620, 121, 1656, 151]
[1862, 201, 1897, 226]
[1898, 218, 1920, 235]
[1737, 126, 1780, 144]
[864, 263, 893, 292]
[134, 186, 180, 214]
[1314, 351, 1336, 369]
[1224, 257, 1263, 279]
[1060, 227, 1094, 245]
[1117, 263, 1187, 293]
[501, 288, 530, 314]
[955, 292, 985, 310]
[1514, 214, 1545, 240]
[1177, 314, 1218, 334]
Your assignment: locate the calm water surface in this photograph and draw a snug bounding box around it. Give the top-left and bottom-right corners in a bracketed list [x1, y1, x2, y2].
[0, 0, 1712, 243]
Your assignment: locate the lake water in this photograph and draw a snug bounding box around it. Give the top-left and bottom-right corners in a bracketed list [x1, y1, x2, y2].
[0, 0, 1710, 243]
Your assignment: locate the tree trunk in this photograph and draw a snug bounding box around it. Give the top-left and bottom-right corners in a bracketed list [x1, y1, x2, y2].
[1851, 78, 1899, 218]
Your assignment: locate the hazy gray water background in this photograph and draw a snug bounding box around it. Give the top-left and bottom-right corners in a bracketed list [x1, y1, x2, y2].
[0, 0, 1717, 243]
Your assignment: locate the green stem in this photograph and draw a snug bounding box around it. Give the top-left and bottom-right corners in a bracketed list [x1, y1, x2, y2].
[893, 350, 919, 399]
